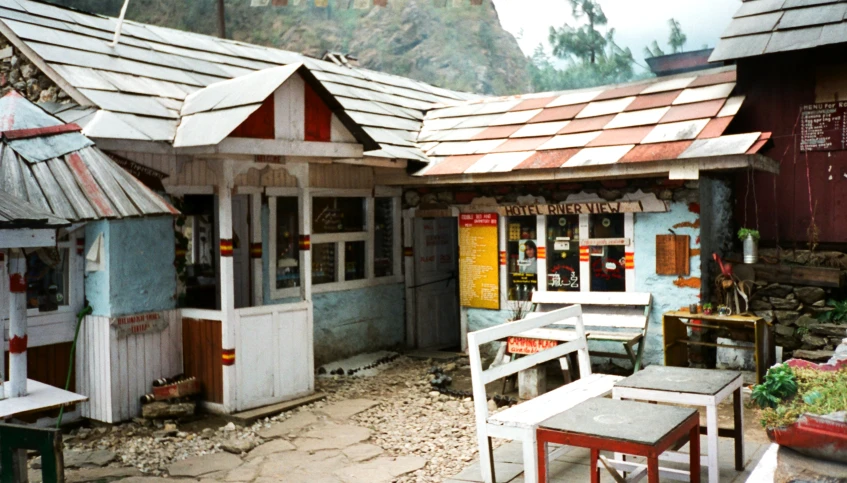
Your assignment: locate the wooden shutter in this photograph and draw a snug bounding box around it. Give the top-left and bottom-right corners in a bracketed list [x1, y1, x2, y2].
[656, 235, 690, 275]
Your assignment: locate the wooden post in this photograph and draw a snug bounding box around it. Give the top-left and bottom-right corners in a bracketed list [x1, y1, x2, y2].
[251, 193, 263, 307]
[0, 249, 6, 400]
[216, 0, 226, 39]
[403, 208, 416, 348]
[218, 161, 236, 412]
[8, 250, 27, 398]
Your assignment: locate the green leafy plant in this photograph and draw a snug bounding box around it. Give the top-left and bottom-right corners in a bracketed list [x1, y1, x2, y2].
[702, 303, 713, 309]
[737, 228, 761, 241]
[752, 363, 798, 409]
[816, 299, 847, 324]
[760, 367, 847, 428]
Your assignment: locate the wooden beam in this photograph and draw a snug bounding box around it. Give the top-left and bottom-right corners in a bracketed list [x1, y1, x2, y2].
[747, 263, 844, 289]
[176, 139, 364, 158]
[335, 157, 407, 169]
[0, 21, 95, 107]
[375, 154, 780, 186]
[0, 228, 57, 249]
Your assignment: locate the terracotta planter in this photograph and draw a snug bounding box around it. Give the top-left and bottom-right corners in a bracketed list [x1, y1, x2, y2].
[765, 358, 847, 464]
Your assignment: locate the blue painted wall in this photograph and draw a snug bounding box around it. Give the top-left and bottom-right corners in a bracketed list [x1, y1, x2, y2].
[85, 216, 177, 317]
[464, 201, 701, 367]
[635, 201, 701, 366]
[261, 203, 404, 365]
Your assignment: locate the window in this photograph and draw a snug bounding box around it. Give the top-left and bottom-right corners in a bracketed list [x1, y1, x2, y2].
[313, 197, 365, 234]
[545, 215, 580, 292]
[270, 191, 401, 296]
[177, 195, 218, 309]
[588, 214, 626, 292]
[506, 216, 538, 301]
[26, 247, 69, 311]
[374, 198, 394, 277]
[274, 197, 300, 290]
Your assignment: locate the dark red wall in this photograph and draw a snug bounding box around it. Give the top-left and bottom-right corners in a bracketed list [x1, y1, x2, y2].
[729, 46, 847, 247]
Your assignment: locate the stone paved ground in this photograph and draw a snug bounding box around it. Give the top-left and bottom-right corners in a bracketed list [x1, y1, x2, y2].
[32, 356, 485, 483]
[29, 356, 773, 483]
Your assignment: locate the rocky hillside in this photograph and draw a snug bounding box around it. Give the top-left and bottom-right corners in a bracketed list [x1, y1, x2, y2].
[45, 0, 532, 95]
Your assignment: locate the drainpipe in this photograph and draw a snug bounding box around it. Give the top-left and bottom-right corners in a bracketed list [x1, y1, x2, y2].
[8, 249, 27, 398]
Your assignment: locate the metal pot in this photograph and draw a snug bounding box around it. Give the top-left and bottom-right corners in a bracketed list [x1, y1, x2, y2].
[743, 235, 758, 264]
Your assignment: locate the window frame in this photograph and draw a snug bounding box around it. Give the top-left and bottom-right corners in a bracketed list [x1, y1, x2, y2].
[268, 187, 403, 300]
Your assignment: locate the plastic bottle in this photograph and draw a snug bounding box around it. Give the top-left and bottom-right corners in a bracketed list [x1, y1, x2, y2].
[832, 338, 847, 363]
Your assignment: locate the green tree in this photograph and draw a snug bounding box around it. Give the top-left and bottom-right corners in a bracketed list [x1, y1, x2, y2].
[668, 18, 687, 53]
[548, 0, 608, 64]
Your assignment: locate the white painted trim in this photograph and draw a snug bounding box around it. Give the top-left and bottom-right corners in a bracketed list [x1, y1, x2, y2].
[180, 308, 224, 321]
[176, 138, 364, 159]
[251, 193, 263, 307]
[374, 186, 403, 197]
[336, 157, 408, 169]
[498, 216, 507, 303]
[268, 194, 304, 302]
[166, 186, 215, 196]
[403, 209, 416, 348]
[236, 187, 263, 195]
[624, 212, 635, 292]
[0, 228, 56, 249]
[234, 301, 310, 316]
[579, 215, 590, 293]
[312, 232, 368, 244]
[265, 187, 299, 197]
[536, 215, 546, 293]
[217, 160, 236, 413]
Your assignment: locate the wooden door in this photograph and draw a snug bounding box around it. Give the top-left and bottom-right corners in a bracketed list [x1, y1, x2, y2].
[414, 218, 460, 350]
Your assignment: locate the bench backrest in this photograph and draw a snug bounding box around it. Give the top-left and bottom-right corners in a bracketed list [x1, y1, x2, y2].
[531, 292, 652, 332]
[467, 305, 590, 422]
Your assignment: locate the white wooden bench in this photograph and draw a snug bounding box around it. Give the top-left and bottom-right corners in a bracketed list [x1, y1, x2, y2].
[468, 305, 623, 483]
[531, 291, 652, 373]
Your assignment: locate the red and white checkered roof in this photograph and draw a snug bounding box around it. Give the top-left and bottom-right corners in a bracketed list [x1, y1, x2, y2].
[417, 66, 771, 177]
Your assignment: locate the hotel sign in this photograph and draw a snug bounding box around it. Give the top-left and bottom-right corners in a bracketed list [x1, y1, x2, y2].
[497, 201, 643, 217]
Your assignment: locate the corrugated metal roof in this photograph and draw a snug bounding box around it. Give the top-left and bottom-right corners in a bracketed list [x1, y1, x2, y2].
[711, 0, 847, 61]
[418, 66, 772, 177]
[0, 92, 176, 221]
[0, 188, 68, 227]
[0, 0, 478, 161]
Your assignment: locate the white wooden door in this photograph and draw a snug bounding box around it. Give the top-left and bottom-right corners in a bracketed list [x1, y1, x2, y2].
[414, 218, 460, 350]
[232, 195, 250, 309]
[235, 304, 312, 411]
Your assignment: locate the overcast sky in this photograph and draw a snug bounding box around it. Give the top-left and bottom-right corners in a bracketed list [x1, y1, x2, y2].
[490, 0, 741, 69]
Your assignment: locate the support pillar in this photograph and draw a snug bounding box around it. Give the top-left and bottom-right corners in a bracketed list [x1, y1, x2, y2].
[217, 161, 236, 411]
[9, 249, 27, 398]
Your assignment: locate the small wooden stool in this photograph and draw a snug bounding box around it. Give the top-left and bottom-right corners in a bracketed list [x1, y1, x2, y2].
[0, 423, 64, 483]
[536, 398, 701, 483]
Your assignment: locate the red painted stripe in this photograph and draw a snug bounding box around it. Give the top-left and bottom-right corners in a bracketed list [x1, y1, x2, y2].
[222, 349, 235, 366]
[67, 152, 116, 217]
[299, 235, 311, 250]
[403, 247, 413, 257]
[500, 251, 507, 265]
[249, 243, 262, 258]
[2, 123, 82, 140]
[537, 247, 546, 259]
[220, 239, 233, 257]
[76, 238, 85, 255]
[9, 273, 25, 293]
[9, 335, 27, 354]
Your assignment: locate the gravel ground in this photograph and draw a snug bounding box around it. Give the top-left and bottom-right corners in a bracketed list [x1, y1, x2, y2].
[48, 355, 493, 482]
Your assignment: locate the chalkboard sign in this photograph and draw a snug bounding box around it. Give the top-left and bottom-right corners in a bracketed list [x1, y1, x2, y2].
[801, 102, 847, 152]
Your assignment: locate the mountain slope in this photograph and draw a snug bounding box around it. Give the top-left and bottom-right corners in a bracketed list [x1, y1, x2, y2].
[44, 0, 531, 95]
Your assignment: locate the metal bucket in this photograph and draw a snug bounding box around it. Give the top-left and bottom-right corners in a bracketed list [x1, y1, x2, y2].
[743, 235, 758, 264]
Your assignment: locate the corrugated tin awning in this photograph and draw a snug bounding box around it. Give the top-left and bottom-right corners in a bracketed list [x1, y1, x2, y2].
[711, 0, 847, 61]
[0, 93, 177, 222]
[416, 66, 773, 178]
[0, 188, 68, 228]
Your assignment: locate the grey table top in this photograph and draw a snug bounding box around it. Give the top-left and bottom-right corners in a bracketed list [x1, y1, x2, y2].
[615, 365, 742, 396]
[539, 398, 697, 446]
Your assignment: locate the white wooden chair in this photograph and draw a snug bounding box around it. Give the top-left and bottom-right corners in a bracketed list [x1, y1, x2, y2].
[531, 291, 653, 373]
[468, 305, 624, 483]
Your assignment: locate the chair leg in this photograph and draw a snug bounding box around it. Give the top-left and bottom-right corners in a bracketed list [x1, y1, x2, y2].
[477, 432, 496, 483]
[633, 335, 646, 372]
[623, 342, 637, 373]
[523, 428, 539, 483]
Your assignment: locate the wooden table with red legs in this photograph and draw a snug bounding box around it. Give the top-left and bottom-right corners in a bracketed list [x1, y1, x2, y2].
[536, 398, 701, 483]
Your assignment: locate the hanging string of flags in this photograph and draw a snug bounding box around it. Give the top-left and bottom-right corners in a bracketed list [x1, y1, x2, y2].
[250, 0, 483, 7]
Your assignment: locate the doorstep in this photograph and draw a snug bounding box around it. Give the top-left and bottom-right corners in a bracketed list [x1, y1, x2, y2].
[225, 392, 327, 425]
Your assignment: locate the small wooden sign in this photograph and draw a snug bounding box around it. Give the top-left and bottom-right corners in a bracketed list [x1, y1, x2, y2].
[507, 336, 557, 355]
[111, 312, 168, 338]
[656, 235, 690, 276]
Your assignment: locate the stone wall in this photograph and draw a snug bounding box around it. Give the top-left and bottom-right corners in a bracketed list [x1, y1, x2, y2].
[0, 36, 68, 104]
[747, 249, 847, 360]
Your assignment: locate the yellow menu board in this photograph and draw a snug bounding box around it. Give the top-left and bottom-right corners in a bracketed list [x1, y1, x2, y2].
[459, 213, 500, 310]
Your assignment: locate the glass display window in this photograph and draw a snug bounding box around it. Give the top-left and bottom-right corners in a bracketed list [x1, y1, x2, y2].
[312, 243, 337, 285]
[313, 197, 365, 234]
[545, 215, 580, 292]
[588, 214, 626, 292]
[374, 198, 394, 277]
[506, 216, 538, 301]
[345, 241, 366, 281]
[25, 247, 69, 311]
[274, 197, 300, 290]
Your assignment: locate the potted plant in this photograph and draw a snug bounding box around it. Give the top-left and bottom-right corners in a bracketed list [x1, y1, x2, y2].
[753, 360, 847, 463]
[702, 303, 713, 315]
[738, 228, 760, 264]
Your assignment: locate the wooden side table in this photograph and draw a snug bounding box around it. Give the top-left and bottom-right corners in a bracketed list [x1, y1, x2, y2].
[663, 310, 775, 384]
[536, 398, 701, 483]
[613, 365, 745, 483]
